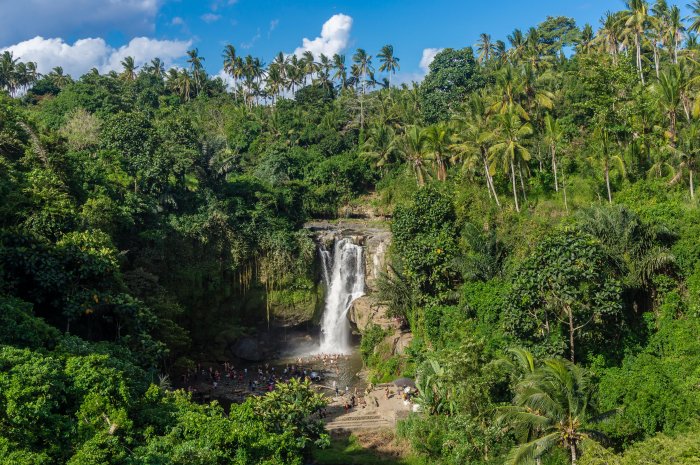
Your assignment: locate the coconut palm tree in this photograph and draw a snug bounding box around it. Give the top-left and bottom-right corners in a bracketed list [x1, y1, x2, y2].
[148, 58, 165, 78]
[222, 44, 238, 88]
[591, 126, 625, 203]
[120, 56, 138, 81]
[499, 358, 608, 465]
[353, 49, 373, 127]
[578, 24, 595, 54]
[301, 50, 317, 84]
[377, 44, 400, 86]
[687, 0, 700, 34]
[399, 126, 430, 186]
[186, 48, 205, 95]
[332, 53, 347, 88]
[543, 114, 563, 192]
[476, 33, 493, 65]
[668, 6, 685, 63]
[675, 121, 700, 199]
[489, 108, 533, 212]
[451, 94, 500, 205]
[621, 0, 650, 84]
[508, 29, 527, 64]
[362, 123, 399, 171]
[594, 11, 623, 63]
[653, 65, 682, 145]
[650, 0, 670, 78]
[49, 66, 72, 89]
[423, 122, 452, 181]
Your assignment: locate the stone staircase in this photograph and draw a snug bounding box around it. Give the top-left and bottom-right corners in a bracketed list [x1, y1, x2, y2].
[324, 412, 392, 431]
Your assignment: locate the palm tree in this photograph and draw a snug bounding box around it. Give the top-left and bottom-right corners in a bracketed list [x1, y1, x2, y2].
[687, 0, 700, 35]
[653, 66, 682, 145]
[543, 114, 563, 192]
[675, 121, 700, 199]
[423, 122, 452, 181]
[377, 44, 400, 86]
[301, 50, 317, 84]
[362, 123, 399, 171]
[148, 58, 165, 78]
[499, 358, 608, 465]
[222, 44, 237, 87]
[621, 0, 650, 84]
[0, 51, 19, 94]
[508, 29, 527, 64]
[353, 49, 373, 129]
[49, 66, 72, 89]
[451, 94, 501, 206]
[120, 56, 138, 81]
[578, 24, 595, 54]
[489, 108, 533, 212]
[591, 126, 625, 203]
[186, 48, 205, 95]
[669, 6, 685, 63]
[399, 126, 430, 186]
[332, 53, 347, 88]
[595, 11, 623, 63]
[476, 33, 493, 65]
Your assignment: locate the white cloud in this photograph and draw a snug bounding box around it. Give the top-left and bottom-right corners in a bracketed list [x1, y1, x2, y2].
[419, 48, 443, 74]
[201, 13, 222, 23]
[0, 0, 160, 46]
[241, 30, 261, 50]
[2, 36, 191, 77]
[269, 19, 279, 33]
[293, 14, 352, 57]
[171, 17, 185, 26]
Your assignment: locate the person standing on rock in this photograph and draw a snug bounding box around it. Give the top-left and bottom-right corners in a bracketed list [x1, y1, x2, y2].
[333, 380, 338, 396]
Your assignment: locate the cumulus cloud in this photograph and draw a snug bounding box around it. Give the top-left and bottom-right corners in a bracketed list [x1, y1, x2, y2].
[2, 36, 191, 77]
[419, 48, 443, 73]
[0, 0, 160, 46]
[201, 13, 221, 23]
[293, 14, 352, 57]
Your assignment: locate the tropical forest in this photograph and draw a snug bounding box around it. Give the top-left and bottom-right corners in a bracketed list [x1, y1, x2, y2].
[1, 0, 700, 464]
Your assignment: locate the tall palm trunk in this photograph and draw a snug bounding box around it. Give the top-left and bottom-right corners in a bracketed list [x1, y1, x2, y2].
[570, 442, 578, 465]
[567, 304, 575, 363]
[519, 163, 527, 201]
[604, 157, 612, 203]
[551, 145, 559, 192]
[483, 154, 501, 207]
[653, 45, 660, 78]
[635, 34, 645, 85]
[690, 168, 695, 200]
[510, 159, 520, 212]
[561, 164, 569, 213]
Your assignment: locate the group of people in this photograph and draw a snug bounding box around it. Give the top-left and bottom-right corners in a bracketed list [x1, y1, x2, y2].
[181, 360, 329, 400]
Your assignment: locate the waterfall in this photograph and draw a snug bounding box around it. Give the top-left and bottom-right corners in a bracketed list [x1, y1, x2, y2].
[318, 238, 365, 354]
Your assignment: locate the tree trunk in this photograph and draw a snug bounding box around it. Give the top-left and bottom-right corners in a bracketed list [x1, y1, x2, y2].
[483, 156, 501, 207]
[570, 443, 578, 465]
[605, 157, 612, 203]
[511, 159, 520, 212]
[567, 305, 575, 363]
[690, 168, 695, 200]
[519, 163, 527, 201]
[551, 145, 559, 192]
[653, 45, 660, 79]
[561, 164, 569, 213]
[636, 34, 645, 85]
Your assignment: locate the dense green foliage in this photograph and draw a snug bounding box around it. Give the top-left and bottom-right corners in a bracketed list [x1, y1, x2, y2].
[3, 1, 700, 463]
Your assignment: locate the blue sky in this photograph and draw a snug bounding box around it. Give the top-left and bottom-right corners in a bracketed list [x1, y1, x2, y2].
[0, 0, 690, 82]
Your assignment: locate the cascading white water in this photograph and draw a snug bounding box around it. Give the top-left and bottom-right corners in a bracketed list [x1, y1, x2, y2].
[318, 238, 365, 354]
